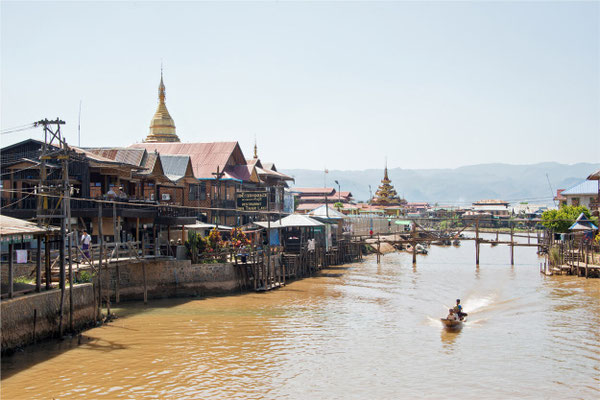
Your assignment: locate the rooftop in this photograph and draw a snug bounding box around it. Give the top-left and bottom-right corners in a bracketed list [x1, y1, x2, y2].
[561, 180, 598, 196]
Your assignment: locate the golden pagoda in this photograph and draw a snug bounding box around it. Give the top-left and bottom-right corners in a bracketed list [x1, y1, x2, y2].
[371, 164, 405, 206]
[145, 70, 180, 143]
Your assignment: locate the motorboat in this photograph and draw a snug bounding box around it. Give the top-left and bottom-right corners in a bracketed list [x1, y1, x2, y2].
[441, 317, 466, 329]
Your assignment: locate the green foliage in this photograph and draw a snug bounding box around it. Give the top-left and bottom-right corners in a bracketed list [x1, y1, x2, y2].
[293, 196, 300, 211]
[334, 201, 344, 211]
[185, 231, 207, 263]
[13, 276, 35, 284]
[78, 270, 94, 283]
[541, 205, 593, 233]
[549, 247, 562, 266]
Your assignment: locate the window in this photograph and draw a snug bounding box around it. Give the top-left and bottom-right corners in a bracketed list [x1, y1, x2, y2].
[571, 197, 580, 206]
[189, 182, 206, 201]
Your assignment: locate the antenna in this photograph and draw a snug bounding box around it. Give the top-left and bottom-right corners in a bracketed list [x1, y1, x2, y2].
[78, 100, 82, 147]
[546, 173, 556, 207]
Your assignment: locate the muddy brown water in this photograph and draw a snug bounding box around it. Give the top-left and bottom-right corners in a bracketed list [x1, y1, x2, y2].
[2, 234, 599, 399]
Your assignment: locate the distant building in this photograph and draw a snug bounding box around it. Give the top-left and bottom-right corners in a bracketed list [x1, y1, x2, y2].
[292, 187, 355, 214]
[370, 165, 406, 206]
[560, 180, 598, 209]
[471, 199, 510, 217]
[554, 189, 567, 207]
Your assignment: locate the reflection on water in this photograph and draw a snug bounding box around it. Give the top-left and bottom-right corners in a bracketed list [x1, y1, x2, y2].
[2, 233, 599, 399]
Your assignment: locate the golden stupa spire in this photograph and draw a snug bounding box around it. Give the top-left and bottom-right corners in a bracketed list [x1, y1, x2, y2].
[145, 65, 180, 143]
[253, 137, 258, 159]
[384, 157, 389, 181]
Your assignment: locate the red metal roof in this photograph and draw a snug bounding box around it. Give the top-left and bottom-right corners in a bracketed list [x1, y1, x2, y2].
[293, 187, 336, 196]
[224, 165, 253, 182]
[130, 142, 244, 179]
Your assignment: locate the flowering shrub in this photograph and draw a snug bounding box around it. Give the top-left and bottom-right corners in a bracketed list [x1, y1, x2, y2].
[230, 227, 251, 248]
[206, 228, 223, 251]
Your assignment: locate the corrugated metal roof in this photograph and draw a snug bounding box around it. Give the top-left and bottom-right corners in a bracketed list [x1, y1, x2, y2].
[0, 215, 57, 237]
[160, 155, 190, 182]
[308, 205, 346, 219]
[254, 215, 324, 228]
[562, 180, 598, 196]
[130, 142, 242, 179]
[256, 167, 294, 181]
[224, 165, 252, 182]
[72, 146, 126, 164]
[292, 187, 336, 195]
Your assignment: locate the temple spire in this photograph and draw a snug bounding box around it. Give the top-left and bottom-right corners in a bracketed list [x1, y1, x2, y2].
[371, 162, 405, 206]
[384, 157, 389, 181]
[253, 137, 258, 159]
[145, 67, 180, 143]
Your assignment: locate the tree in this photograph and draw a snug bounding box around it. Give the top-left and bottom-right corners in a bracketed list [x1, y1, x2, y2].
[334, 201, 344, 211]
[541, 205, 595, 233]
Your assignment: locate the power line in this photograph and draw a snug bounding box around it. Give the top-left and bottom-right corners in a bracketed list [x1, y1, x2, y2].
[0, 123, 36, 135]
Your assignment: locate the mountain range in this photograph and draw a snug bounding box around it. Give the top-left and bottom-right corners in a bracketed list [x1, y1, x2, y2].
[281, 162, 599, 206]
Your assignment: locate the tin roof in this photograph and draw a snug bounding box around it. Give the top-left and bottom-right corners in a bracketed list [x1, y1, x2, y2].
[562, 180, 598, 196]
[224, 165, 253, 182]
[130, 142, 244, 179]
[254, 214, 324, 228]
[292, 187, 336, 196]
[569, 213, 598, 231]
[0, 215, 57, 237]
[160, 155, 191, 182]
[308, 205, 346, 219]
[85, 148, 146, 166]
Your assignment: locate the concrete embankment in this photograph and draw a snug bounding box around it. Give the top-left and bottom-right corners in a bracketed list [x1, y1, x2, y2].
[100, 258, 265, 301]
[1, 284, 96, 353]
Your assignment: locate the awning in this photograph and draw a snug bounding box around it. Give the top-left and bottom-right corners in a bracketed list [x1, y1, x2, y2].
[254, 214, 324, 229]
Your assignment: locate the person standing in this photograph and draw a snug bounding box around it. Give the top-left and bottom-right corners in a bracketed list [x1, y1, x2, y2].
[81, 230, 92, 259]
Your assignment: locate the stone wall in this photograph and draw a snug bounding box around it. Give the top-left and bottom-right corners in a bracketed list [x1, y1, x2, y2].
[1, 284, 96, 353]
[1, 263, 35, 284]
[100, 258, 262, 302]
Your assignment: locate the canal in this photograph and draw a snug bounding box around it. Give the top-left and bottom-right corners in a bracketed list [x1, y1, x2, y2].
[2, 235, 599, 399]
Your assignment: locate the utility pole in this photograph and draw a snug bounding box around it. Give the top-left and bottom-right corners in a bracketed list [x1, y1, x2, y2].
[36, 118, 71, 335]
[212, 166, 225, 230]
[36, 118, 66, 227]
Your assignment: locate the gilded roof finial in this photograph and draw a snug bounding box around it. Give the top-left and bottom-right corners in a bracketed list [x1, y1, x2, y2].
[145, 65, 180, 143]
[253, 136, 258, 159]
[159, 62, 166, 104]
[384, 157, 389, 181]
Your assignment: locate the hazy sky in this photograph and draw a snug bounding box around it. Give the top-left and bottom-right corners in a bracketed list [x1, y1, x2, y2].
[1, 1, 598, 170]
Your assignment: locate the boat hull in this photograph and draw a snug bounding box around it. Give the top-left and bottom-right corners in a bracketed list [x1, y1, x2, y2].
[441, 318, 464, 328]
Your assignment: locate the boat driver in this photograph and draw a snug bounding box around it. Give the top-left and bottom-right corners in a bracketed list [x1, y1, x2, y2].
[454, 299, 466, 320]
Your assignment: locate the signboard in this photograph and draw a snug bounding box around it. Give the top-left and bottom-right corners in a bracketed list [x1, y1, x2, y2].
[236, 191, 268, 211]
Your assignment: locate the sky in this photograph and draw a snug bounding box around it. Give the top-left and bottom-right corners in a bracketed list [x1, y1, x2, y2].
[1, 1, 598, 171]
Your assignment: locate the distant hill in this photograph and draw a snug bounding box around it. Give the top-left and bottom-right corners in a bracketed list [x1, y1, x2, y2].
[282, 162, 599, 206]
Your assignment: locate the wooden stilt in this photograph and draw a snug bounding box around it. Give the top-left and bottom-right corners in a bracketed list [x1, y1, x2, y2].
[98, 204, 103, 320]
[412, 223, 417, 264]
[510, 223, 514, 266]
[8, 243, 14, 299]
[115, 264, 120, 303]
[475, 219, 480, 265]
[142, 262, 148, 304]
[45, 235, 51, 290]
[36, 236, 42, 292]
[69, 233, 74, 332]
